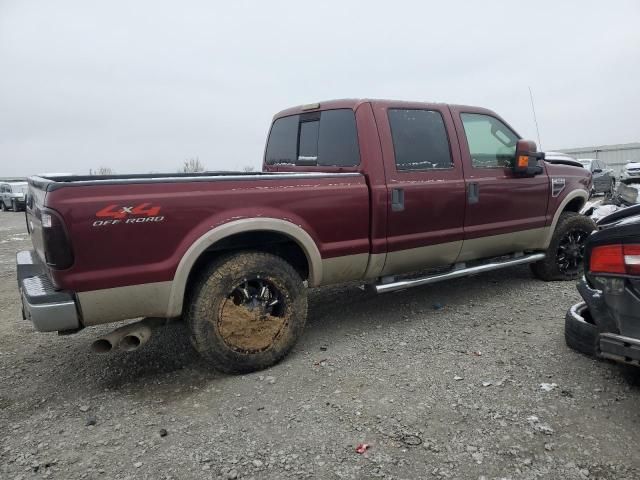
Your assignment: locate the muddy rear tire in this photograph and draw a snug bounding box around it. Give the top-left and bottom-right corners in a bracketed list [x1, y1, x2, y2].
[185, 251, 307, 374]
[531, 212, 595, 281]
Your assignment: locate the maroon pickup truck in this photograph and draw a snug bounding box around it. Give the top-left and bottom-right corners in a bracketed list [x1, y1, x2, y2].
[17, 99, 594, 373]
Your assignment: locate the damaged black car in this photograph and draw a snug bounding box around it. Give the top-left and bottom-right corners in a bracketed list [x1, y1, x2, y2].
[565, 204, 640, 366]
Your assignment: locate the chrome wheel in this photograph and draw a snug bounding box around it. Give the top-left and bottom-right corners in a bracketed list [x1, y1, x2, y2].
[217, 277, 288, 353]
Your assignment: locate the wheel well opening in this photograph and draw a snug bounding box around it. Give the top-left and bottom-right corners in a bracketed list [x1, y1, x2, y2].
[563, 197, 585, 214]
[184, 231, 310, 308]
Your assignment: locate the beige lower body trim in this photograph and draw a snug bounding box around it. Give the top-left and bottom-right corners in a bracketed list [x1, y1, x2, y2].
[380, 240, 463, 277]
[167, 218, 323, 318]
[320, 253, 369, 286]
[363, 252, 386, 280]
[457, 227, 549, 263]
[77, 281, 173, 326]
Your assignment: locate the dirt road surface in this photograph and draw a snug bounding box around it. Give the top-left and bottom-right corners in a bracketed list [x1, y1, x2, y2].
[1, 210, 639, 479]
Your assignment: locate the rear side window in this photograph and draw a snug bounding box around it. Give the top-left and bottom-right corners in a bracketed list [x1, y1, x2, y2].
[264, 115, 298, 166]
[387, 109, 453, 171]
[265, 109, 360, 167]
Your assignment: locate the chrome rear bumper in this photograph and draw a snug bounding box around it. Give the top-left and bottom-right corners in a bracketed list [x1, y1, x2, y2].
[17, 250, 80, 332]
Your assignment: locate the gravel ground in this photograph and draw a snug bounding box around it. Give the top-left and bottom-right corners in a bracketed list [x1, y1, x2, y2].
[1, 210, 640, 480]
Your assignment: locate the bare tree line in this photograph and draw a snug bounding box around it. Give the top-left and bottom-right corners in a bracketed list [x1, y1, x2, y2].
[89, 159, 257, 175]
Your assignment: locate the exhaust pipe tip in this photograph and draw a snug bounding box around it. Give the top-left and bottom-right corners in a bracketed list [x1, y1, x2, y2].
[119, 334, 142, 352]
[91, 317, 163, 355]
[91, 339, 114, 353]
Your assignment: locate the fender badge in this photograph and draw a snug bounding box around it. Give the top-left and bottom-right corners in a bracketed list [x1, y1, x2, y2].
[551, 177, 566, 197]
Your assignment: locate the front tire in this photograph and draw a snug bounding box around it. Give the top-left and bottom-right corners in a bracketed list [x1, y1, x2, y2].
[0, 202, 6, 212]
[11, 200, 17, 211]
[185, 251, 308, 374]
[531, 212, 595, 281]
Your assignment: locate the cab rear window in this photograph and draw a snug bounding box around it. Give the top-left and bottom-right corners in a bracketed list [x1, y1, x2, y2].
[265, 109, 360, 167]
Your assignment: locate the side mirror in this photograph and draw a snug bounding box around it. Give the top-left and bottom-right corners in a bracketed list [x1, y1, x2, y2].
[514, 139, 544, 176]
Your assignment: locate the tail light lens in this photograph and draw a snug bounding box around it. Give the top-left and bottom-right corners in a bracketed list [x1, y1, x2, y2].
[590, 244, 640, 275]
[626, 245, 640, 275]
[40, 208, 74, 269]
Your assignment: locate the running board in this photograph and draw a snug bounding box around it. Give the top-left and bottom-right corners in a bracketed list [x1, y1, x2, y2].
[374, 253, 546, 294]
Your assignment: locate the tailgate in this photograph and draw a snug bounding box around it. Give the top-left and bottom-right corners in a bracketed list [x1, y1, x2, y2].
[25, 178, 49, 264]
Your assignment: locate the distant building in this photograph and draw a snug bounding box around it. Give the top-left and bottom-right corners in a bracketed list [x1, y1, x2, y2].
[558, 142, 640, 176]
[0, 177, 27, 182]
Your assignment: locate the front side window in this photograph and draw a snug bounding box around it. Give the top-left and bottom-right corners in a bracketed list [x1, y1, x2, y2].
[265, 109, 360, 167]
[387, 109, 452, 171]
[460, 113, 518, 168]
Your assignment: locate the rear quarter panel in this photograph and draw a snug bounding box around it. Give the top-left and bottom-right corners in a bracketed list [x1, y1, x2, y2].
[44, 175, 370, 293]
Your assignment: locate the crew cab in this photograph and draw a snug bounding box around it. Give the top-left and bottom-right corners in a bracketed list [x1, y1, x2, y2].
[17, 99, 593, 373]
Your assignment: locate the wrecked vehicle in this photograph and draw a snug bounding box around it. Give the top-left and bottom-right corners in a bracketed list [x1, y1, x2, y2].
[565, 204, 640, 367]
[18, 99, 593, 373]
[581, 181, 640, 221]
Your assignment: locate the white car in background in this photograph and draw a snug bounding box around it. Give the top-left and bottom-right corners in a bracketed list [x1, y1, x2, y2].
[620, 161, 640, 183]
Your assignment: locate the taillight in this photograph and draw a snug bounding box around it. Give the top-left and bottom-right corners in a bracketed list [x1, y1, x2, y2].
[625, 245, 640, 275]
[40, 208, 74, 269]
[590, 244, 640, 275]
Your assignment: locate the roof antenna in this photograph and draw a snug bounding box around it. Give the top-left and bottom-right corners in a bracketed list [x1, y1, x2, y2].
[528, 86, 542, 150]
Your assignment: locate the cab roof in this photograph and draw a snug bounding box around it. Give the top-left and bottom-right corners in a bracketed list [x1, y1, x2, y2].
[272, 98, 497, 120]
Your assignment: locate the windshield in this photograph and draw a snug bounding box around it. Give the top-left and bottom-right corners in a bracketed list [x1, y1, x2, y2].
[10, 183, 28, 194]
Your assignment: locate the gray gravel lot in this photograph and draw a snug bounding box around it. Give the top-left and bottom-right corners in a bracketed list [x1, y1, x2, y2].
[1, 210, 640, 480]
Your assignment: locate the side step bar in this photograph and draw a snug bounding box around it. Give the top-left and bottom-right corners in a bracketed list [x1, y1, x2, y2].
[374, 252, 546, 294]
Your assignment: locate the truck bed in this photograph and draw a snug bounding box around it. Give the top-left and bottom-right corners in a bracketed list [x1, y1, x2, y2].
[29, 171, 360, 191]
[26, 170, 372, 325]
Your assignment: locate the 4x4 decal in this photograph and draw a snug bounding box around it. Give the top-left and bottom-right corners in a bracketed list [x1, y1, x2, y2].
[96, 203, 161, 219]
[93, 203, 164, 227]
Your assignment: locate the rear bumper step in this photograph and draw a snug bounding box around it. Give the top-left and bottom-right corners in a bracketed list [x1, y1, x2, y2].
[375, 252, 546, 294]
[17, 250, 80, 332]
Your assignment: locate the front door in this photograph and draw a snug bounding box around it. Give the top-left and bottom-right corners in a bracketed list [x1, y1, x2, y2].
[450, 107, 549, 262]
[372, 102, 466, 276]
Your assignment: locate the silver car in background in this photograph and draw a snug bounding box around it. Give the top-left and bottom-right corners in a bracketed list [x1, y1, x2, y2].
[577, 158, 616, 196]
[620, 161, 640, 183]
[0, 181, 28, 211]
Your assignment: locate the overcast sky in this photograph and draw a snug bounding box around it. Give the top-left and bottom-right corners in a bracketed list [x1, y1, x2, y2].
[1, 1, 639, 176]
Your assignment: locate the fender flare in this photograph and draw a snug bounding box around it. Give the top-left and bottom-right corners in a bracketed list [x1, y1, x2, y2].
[166, 218, 322, 317]
[543, 189, 589, 247]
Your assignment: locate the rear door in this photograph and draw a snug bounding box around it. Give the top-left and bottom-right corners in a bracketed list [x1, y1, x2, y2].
[372, 102, 466, 276]
[450, 107, 549, 261]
